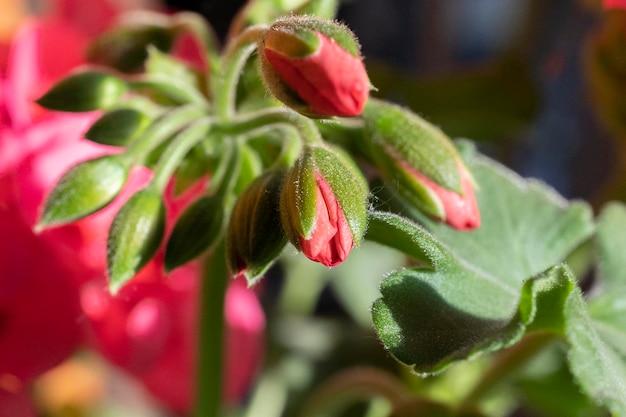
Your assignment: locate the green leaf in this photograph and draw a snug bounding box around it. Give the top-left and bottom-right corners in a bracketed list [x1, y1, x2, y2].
[164, 195, 224, 271]
[565, 289, 626, 416]
[36, 71, 127, 112]
[372, 151, 594, 374]
[409, 149, 594, 285]
[85, 108, 152, 146]
[107, 187, 166, 293]
[372, 264, 575, 375]
[38, 156, 129, 229]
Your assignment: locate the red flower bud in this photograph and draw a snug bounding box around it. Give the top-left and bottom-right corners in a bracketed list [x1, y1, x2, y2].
[280, 146, 368, 267]
[259, 17, 370, 117]
[404, 160, 480, 230]
[299, 173, 353, 266]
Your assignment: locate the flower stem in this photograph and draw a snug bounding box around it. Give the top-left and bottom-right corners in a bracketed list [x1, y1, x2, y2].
[298, 367, 411, 417]
[457, 331, 556, 410]
[224, 108, 323, 147]
[213, 25, 268, 121]
[150, 118, 212, 191]
[124, 105, 205, 163]
[195, 241, 229, 417]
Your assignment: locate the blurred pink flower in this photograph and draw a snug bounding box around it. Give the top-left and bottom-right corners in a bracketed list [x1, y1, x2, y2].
[1, 5, 264, 415]
[604, 0, 626, 9]
[81, 262, 265, 412]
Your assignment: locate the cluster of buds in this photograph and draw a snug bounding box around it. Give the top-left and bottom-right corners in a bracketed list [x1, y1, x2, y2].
[34, 11, 480, 294]
[5, 3, 484, 415]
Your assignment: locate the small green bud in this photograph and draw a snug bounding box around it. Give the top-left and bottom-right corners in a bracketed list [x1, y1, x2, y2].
[85, 108, 152, 146]
[164, 195, 225, 272]
[37, 156, 129, 230]
[107, 187, 166, 293]
[227, 170, 287, 285]
[36, 71, 127, 112]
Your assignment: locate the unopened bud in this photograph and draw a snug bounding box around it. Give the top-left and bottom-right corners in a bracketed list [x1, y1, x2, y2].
[38, 156, 129, 230]
[227, 170, 287, 285]
[107, 187, 166, 293]
[36, 71, 127, 112]
[280, 145, 368, 266]
[258, 16, 370, 117]
[362, 99, 480, 230]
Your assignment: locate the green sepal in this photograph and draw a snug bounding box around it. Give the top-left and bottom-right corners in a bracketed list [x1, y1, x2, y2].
[107, 187, 166, 293]
[268, 15, 361, 57]
[362, 98, 462, 193]
[280, 145, 368, 246]
[263, 26, 320, 58]
[36, 71, 127, 112]
[37, 155, 129, 229]
[87, 23, 175, 73]
[164, 195, 225, 271]
[85, 108, 152, 146]
[227, 169, 287, 285]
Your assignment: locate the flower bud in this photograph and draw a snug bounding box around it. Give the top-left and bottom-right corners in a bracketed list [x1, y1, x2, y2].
[259, 16, 370, 117]
[107, 187, 166, 293]
[165, 195, 225, 272]
[280, 146, 368, 266]
[37, 155, 130, 230]
[85, 108, 152, 146]
[227, 170, 287, 284]
[362, 99, 480, 230]
[36, 71, 127, 112]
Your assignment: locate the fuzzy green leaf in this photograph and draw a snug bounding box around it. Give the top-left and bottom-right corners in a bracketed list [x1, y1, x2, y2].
[372, 150, 594, 374]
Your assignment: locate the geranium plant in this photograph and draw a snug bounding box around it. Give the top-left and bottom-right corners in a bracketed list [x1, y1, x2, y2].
[5, 0, 626, 416]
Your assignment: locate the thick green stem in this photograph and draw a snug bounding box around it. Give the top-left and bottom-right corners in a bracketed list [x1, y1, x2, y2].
[150, 118, 212, 191]
[212, 25, 268, 121]
[195, 242, 229, 417]
[458, 331, 556, 410]
[124, 105, 205, 163]
[224, 108, 323, 147]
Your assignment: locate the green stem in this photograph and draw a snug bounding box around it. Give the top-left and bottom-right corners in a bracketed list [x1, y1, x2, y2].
[212, 25, 268, 121]
[128, 76, 210, 109]
[224, 108, 324, 147]
[151, 118, 213, 191]
[298, 367, 412, 417]
[195, 242, 229, 417]
[207, 140, 240, 199]
[458, 331, 556, 410]
[124, 105, 205, 163]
